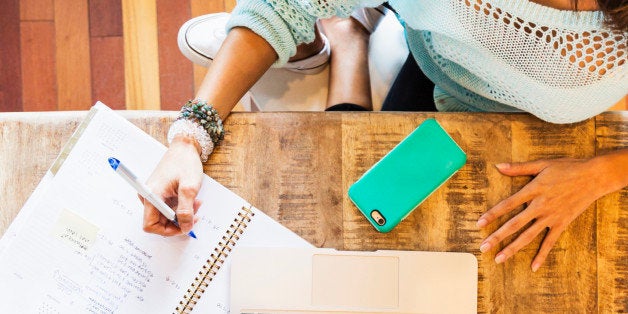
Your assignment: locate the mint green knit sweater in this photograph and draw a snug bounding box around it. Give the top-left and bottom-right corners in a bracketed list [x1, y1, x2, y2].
[227, 0, 627, 123]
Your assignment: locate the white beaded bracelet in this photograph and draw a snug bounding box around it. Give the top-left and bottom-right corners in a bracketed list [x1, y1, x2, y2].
[167, 119, 215, 162]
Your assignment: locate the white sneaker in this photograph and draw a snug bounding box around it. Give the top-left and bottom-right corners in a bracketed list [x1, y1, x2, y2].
[350, 5, 387, 34]
[178, 13, 330, 74]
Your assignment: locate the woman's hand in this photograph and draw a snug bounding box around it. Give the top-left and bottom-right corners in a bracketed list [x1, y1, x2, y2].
[137, 25, 279, 236]
[142, 135, 204, 236]
[477, 150, 628, 271]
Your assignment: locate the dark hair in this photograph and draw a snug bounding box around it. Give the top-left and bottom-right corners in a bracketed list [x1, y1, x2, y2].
[597, 0, 628, 31]
[574, 0, 628, 31]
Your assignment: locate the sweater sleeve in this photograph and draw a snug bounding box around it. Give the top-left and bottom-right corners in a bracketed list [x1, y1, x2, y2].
[225, 0, 384, 66]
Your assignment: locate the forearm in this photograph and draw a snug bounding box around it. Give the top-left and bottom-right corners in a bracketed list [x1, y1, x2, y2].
[151, 26, 278, 236]
[588, 148, 628, 198]
[195, 27, 277, 120]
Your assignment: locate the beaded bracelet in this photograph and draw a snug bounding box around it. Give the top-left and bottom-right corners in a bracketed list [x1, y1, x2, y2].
[167, 99, 225, 162]
[179, 99, 225, 145]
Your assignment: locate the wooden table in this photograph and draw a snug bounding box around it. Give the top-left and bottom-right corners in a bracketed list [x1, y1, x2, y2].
[0, 111, 626, 313]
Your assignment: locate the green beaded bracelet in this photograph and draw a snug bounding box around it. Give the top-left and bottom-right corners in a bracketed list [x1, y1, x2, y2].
[177, 99, 225, 145]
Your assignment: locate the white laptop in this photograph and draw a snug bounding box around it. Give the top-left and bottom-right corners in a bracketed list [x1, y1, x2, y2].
[230, 248, 477, 313]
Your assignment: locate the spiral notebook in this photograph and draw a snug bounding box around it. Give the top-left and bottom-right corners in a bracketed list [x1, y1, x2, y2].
[0, 102, 311, 313]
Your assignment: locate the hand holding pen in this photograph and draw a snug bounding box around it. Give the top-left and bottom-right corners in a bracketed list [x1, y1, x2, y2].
[109, 156, 201, 238]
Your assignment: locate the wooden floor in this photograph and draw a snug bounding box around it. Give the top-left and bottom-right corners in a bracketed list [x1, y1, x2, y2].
[0, 0, 235, 112]
[0, 0, 626, 112]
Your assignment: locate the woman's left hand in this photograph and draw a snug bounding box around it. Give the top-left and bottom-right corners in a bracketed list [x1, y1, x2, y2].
[476, 158, 607, 272]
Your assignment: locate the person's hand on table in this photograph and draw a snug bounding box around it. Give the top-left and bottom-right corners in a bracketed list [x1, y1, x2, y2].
[477, 149, 628, 271]
[142, 135, 203, 236]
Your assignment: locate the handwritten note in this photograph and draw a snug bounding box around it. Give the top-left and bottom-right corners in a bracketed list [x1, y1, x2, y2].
[51, 208, 99, 253]
[83, 238, 155, 311]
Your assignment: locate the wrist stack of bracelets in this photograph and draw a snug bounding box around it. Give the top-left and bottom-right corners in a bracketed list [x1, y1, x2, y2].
[167, 99, 225, 162]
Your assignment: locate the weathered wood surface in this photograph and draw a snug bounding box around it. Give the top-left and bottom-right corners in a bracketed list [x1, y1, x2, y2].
[0, 111, 625, 313]
[595, 112, 628, 313]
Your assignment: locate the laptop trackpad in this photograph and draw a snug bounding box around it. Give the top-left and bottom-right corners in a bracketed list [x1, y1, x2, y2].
[311, 254, 399, 309]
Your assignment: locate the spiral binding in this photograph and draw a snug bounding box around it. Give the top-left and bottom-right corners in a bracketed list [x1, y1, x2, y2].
[174, 206, 254, 314]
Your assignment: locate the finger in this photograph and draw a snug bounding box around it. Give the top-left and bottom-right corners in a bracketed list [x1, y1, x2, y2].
[493, 220, 546, 264]
[142, 197, 163, 230]
[141, 195, 180, 236]
[495, 160, 549, 177]
[531, 227, 563, 272]
[193, 199, 202, 214]
[146, 220, 182, 236]
[478, 185, 534, 228]
[479, 206, 535, 253]
[176, 184, 199, 234]
[143, 205, 181, 236]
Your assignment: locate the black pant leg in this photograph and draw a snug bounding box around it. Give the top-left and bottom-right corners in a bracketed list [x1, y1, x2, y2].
[381, 53, 436, 112]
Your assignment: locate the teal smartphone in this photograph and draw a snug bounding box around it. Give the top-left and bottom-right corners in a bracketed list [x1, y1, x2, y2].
[348, 119, 467, 233]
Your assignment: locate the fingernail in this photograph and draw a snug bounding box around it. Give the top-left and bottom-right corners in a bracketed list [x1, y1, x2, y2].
[480, 242, 491, 253]
[495, 253, 507, 264]
[495, 163, 509, 170]
[531, 263, 540, 272]
[477, 218, 488, 228]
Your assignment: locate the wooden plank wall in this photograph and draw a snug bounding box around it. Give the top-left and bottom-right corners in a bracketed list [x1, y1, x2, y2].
[0, 0, 626, 112]
[0, 0, 236, 112]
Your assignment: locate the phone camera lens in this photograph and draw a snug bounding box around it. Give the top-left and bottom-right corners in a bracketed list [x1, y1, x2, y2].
[370, 210, 386, 226]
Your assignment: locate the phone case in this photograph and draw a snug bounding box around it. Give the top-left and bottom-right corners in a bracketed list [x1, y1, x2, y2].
[348, 119, 467, 232]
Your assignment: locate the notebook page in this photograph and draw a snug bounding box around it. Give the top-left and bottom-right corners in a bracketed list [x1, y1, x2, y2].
[190, 206, 313, 314]
[0, 109, 99, 256]
[0, 104, 246, 313]
[0, 172, 53, 256]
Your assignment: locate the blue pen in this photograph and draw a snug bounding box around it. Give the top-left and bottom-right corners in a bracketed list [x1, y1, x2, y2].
[108, 157, 197, 239]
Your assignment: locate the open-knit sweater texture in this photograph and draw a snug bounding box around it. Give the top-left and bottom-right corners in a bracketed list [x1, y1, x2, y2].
[227, 0, 627, 123]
